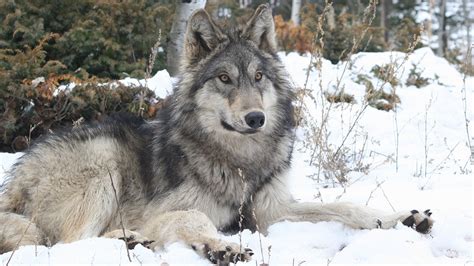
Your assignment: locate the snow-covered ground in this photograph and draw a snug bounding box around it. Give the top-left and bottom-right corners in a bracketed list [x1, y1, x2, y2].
[1, 48, 472, 265]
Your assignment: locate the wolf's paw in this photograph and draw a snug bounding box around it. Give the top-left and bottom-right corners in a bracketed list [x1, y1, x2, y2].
[207, 246, 253, 265]
[192, 241, 253, 265]
[103, 229, 154, 249]
[119, 234, 155, 249]
[401, 209, 433, 234]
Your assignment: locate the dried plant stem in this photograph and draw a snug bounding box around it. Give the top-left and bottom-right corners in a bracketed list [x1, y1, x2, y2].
[107, 168, 132, 263]
[365, 180, 385, 206]
[267, 245, 272, 266]
[250, 194, 265, 265]
[237, 168, 247, 257]
[423, 95, 433, 178]
[6, 221, 33, 266]
[140, 30, 162, 117]
[393, 110, 400, 172]
[334, 186, 347, 201]
[333, 104, 368, 160]
[145, 29, 162, 80]
[294, 52, 314, 128]
[422, 142, 460, 189]
[237, 169, 267, 265]
[27, 122, 42, 148]
[299, 0, 423, 189]
[309, 0, 332, 180]
[364, 180, 396, 212]
[461, 45, 472, 167]
[379, 185, 396, 212]
[308, 0, 377, 185]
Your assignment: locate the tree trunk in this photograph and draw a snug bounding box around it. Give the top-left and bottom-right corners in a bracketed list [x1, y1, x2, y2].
[291, 0, 302, 25]
[346, 1, 358, 24]
[437, 0, 447, 57]
[382, 0, 392, 44]
[380, 0, 386, 41]
[462, 0, 471, 60]
[427, 0, 434, 46]
[167, 0, 207, 76]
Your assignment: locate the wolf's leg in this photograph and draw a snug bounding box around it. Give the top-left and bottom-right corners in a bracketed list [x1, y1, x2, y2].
[254, 177, 433, 234]
[1, 166, 120, 246]
[0, 212, 43, 253]
[43, 164, 122, 243]
[140, 210, 253, 264]
[280, 202, 433, 233]
[4, 137, 126, 244]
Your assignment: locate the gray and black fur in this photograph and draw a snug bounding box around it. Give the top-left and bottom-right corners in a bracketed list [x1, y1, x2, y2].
[0, 5, 433, 263]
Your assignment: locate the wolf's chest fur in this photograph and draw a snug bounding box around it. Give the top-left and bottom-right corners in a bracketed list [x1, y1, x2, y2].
[142, 113, 292, 226]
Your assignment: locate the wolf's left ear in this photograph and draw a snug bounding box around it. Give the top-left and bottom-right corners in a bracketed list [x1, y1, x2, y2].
[241, 4, 277, 54]
[184, 9, 226, 63]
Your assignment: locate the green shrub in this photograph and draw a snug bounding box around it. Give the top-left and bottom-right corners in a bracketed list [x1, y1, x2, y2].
[371, 64, 399, 87]
[406, 63, 430, 88]
[355, 74, 400, 111]
[0, 35, 164, 152]
[297, 3, 386, 64]
[324, 90, 356, 104]
[0, 0, 174, 79]
[1, 77, 164, 153]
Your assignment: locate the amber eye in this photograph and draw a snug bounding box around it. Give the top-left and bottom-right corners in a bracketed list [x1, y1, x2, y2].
[255, 71, 263, 81]
[219, 74, 231, 83]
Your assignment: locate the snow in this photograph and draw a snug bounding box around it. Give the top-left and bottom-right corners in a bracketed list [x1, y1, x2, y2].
[52, 69, 175, 99]
[119, 69, 174, 99]
[1, 48, 473, 265]
[0, 153, 22, 187]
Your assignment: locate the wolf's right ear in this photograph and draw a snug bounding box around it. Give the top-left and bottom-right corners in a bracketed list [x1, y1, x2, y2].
[241, 4, 277, 54]
[184, 9, 226, 63]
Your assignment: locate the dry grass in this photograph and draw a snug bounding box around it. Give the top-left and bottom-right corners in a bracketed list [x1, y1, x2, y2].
[296, 0, 378, 186]
[294, 0, 427, 190]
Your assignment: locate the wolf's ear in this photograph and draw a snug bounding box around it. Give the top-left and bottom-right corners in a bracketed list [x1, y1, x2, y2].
[241, 4, 277, 53]
[184, 9, 226, 63]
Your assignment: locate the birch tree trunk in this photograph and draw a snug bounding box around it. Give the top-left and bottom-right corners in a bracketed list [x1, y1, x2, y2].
[167, 0, 207, 76]
[462, 0, 471, 58]
[291, 0, 302, 25]
[437, 0, 447, 57]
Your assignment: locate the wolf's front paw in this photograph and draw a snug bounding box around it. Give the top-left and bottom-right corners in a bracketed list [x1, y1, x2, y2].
[401, 209, 433, 234]
[208, 246, 254, 265]
[103, 229, 154, 249]
[119, 234, 155, 249]
[192, 241, 253, 265]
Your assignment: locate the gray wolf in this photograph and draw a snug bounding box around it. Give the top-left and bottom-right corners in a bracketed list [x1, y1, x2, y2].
[0, 5, 433, 264]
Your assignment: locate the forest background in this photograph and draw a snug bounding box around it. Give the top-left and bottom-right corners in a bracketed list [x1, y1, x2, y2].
[0, 0, 472, 152]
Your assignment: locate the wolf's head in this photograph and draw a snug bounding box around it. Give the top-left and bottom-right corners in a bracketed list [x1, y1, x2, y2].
[173, 4, 294, 139]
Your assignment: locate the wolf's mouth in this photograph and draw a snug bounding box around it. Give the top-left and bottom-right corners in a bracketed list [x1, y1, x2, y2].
[220, 120, 258, 134]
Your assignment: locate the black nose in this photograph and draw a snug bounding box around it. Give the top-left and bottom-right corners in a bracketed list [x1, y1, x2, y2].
[244, 112, 265, 129]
